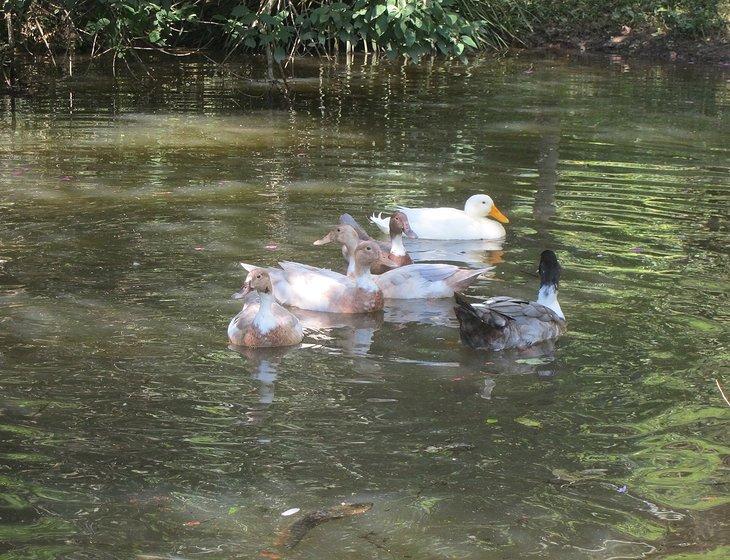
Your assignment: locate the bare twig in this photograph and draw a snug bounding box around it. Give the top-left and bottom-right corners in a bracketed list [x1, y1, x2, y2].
[716, 379, 730, 408]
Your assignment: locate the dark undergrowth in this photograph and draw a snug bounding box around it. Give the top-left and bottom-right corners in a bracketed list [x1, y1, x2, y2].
[1, 1, 727, 86]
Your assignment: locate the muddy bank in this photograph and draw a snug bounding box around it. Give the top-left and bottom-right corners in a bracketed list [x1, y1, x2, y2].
[525, 30, 729, 65]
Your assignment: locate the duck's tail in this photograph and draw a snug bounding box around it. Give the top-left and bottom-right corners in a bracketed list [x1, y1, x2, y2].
[447, 267, 492, 292]
[339, 213, 370, 241]
[454, 292, 502, 349]
[369, 212, 390, 235]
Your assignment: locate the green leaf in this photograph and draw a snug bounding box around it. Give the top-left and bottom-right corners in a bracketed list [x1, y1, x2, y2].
[461, 35, 477, 48]
[273, 45, 287, 63]
[148, 29, 161, 43]
[515, 417, 542, 428]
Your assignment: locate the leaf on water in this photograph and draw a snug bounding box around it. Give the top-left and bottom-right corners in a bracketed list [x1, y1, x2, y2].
[484, 418, 498, 424]
[515, 357, 553, 365]
[183, 520, 201, 527]
[515, 417, 542, 428]
[416, 496, 444, 514]
[281, 507, 300, 516]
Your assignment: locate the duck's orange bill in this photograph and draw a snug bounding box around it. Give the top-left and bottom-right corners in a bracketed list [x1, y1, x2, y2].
[489, 205, 509, 224]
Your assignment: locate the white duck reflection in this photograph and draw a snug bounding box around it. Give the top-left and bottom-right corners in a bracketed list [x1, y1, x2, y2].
[228, 345, 296, 423]
[383, 298, 458, 328]
[291, 308, 383, 357]
[407, 238, 505, 267]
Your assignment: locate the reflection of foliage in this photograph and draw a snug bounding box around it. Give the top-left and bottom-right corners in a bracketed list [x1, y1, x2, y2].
[623, 431, 729, 510]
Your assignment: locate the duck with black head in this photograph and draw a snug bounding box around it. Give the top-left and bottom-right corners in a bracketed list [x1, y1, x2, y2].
[454, 250, 566, 351]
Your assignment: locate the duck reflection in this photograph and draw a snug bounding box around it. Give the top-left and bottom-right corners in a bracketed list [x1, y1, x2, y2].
[228, 345, 296, 423]
[407, 238, 505, 267]
[453, 339, 561, 400]
[291, 308, 383, 357]
[383, 298, 458, 328]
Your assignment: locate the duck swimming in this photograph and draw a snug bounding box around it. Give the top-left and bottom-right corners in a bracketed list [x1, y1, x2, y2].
[454, 250, 566, 351]
[228, 269, 304, 347]
[322, 212, 417, 273]
[313, 224, 490, 299]
[370, 194, 509, 240]
[241, 241, 389, 314]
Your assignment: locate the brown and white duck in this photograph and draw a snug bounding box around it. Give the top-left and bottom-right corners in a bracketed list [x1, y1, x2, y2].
[338, 211, 417, 273]
[313, 224, 491, 299]
[454, 250, 566, 351]
[228, 269, 304, 347]
[240, 241, 390, 314]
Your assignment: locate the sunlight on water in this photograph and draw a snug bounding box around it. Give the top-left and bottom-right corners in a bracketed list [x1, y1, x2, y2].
[0, 54, 728, 559]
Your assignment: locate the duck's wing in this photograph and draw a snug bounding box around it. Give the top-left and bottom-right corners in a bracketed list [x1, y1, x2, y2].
[339, 214, 372, 241]
[375, 263, 465, 298]
[395, 207, 484, 239]
[278, 261, 345, 281]
[277, 261, 354, 312]
[455, 293, 565, 350]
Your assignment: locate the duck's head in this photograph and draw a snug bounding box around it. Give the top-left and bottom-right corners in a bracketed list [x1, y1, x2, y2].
[389, 211, 417, 239]
[313, 224, 360, 249]
[464, 194, 509, 224]
[233, 268, 272, 299]
[538, 250, 561, 288]
[354, 240, 393, 271]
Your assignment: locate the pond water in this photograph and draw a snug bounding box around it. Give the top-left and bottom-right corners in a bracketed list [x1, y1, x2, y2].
[0, 54, 728, 559]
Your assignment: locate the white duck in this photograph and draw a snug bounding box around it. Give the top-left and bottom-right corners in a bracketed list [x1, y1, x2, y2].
[228, 269, 304, 347]
[311, 225, 491, 299]
[370, 194, 509, 240]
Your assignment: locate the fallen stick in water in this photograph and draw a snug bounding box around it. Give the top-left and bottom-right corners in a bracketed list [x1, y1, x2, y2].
[274, 502, 374, 549]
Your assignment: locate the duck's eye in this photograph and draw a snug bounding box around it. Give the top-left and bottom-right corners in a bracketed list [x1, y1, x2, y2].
[366, 246, 372, 251]
[336, 228, 341, 232]
[482, 201, 486, 204]
[256, 274, 262, 279]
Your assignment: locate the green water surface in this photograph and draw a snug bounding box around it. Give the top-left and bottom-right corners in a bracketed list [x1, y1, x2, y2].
[0, 54, 728, 559]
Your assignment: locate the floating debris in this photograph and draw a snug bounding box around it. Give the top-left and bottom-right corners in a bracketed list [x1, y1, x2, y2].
[281, 508, 300, 517]
[275, 502, 373, 549]
[424, 443, 474, 454]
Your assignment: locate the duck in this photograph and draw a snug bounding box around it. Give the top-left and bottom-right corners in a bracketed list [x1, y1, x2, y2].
[240, 241, 389, 314]
[312, 224, 491, 299]
[454, 250, 566, 351]
[321, 212, 417, 273]
[228, 269, 304, 347]
[370, 194, 509, 240]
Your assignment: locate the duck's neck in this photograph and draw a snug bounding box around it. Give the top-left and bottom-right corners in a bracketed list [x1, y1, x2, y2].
[253, 291, 277, 333]
[344, 238, 359, 277]
[537, 283, 564, 320]
[353, 262, 379, 292]
[390, 233, 407, 257]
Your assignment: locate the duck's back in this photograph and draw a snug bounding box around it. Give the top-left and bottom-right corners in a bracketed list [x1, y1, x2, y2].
[399, 207, 496, 240]
[455, 294, 565, 351]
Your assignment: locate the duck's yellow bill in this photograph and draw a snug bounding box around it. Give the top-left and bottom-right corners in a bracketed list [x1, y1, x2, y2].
[489, 205, 509, 224]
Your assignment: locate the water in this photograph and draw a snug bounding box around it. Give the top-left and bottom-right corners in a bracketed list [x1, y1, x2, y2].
[0, 54, 728, 559]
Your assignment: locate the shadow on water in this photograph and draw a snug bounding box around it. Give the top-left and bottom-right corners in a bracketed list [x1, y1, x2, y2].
[0, 54, 728, 559]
